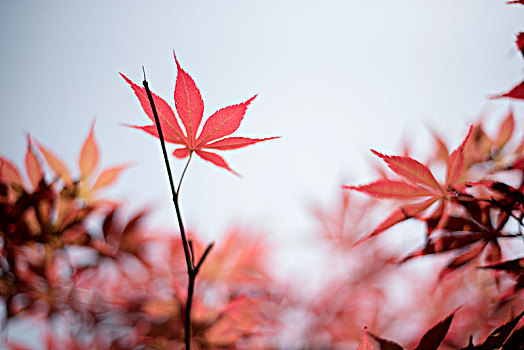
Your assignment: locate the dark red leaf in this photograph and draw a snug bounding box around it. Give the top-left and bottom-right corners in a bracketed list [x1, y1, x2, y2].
[476, 311, 524, 349]
[414, 308, 458, 350]
[490, 80, 524, 100]
[369, 331, 404, 350]
[402, 232, 488, 263]
[502, 325, 524, 350]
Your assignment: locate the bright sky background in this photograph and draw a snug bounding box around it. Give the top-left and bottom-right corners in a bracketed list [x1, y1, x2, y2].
[1, 1, 523, 283]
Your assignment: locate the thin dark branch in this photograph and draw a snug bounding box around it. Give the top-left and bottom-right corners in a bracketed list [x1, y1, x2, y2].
[188, 239, 195, 267]
[196, 242, 215, 272]
[142, 70, 195, 350]
[185, 274, 196, 349]
[141, 72, 192, 271]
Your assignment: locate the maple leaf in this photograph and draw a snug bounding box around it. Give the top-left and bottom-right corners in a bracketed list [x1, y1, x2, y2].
[414, 308, 458, 350]
[357, 328, 374, 350]
[36, 121, 128, 203]
[517, 32, 524, 57]
[490, 80, 524, 100]
[344, 127, 473, 243]
[1, 135, 45, 194]
[121, 52, 279, 175]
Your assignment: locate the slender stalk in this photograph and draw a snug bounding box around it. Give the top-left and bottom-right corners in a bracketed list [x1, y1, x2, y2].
[141, 69, 214, 350]
[177, 152, 193, 196]
[142, 70, 193, 347]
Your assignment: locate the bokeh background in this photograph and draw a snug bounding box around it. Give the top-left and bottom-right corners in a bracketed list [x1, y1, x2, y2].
[1, 0, 523, 292]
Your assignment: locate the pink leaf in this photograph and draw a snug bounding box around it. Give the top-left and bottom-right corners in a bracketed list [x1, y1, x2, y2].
[357, 328, 374, 350]
[123, 52, 278, 175]
[494, 107, 514, 150]
[195, 96, 257, 147]
[91, 166, 127, 191]
[79, 122, 100, 179]
[0, 157, 24, 187]
[120, 73, 187, 144]
[174, 52, 204, 147]
[371, 150, 441, 192]
[124, 124, 184, 144]
[445, 126, 472, 188]
[195, 150, 239, 176]
[355, 197, 438, 244]
[205, 136, 280, 150]
[344, 179, 437, 199]
[25, 135, 44, 190]
[173, 148, 191, 159]
[36, 141, 72, 183]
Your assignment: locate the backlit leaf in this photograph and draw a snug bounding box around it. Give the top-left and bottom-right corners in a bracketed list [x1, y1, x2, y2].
[358, 328, 374, 350]
[445, 126, 472, 188]
[91, 166, 127, 191]
[355, 197, 438, 244]
[174, 51, 204, 146]
[124, 53, 277, 175]
[36, 141, 71, 183]
[371, 150, 441, 192]
[414, 309, 458, 350]
[494, 107, 514, 150]
[345, 179, 437, 199]
[195, 96, 257, 146]
[490, 80, 524, 100]
[206, 136, 280, 150]
[0, 157, 24, 187]
[196, 150, 239, 176]
[79, 122, 100, 179]
[369, 331, 404, 350]
[478, 311, 524, 349]
[25, 136, 43, 190]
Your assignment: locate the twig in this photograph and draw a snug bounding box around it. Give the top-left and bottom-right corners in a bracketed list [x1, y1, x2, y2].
[177, 152, 193, 196]
[141, 68, 214, 350]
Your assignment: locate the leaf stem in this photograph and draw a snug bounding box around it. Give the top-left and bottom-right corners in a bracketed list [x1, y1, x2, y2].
[142, 70, 214, 350]
[177, 151, 193, 196]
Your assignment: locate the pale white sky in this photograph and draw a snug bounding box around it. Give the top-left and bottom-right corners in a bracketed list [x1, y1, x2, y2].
[1, 1, 523, 282]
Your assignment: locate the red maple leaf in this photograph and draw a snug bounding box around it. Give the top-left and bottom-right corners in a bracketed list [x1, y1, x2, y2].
[490, 80, 524, 100]
[516, 32, 524, 56]
[357, 328, 374, 350]
[121, 52, 278, 175]
[345, 126, 473, 243]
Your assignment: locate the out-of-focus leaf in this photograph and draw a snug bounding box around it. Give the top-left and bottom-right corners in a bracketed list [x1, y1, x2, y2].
[439, 241, 487, 279]
[494, 107, 515, 150]
[475, 311, 524, 349]
[445, 126, 472, 188]
[414, 309, 458, 350]
[480, 257, 524, 272]
[370, 150, 441, 191]
[369, 331, 403, 350]
[0, 157, 24, 187]
[354, 197, 438, 244]
[402, 233, 488, 263]
[79, 122, 99, 179]
[358, 328, 374, 350]
[36, 141, 71, 183]
[91, 166, 127, 191]
[345, 180, 437, 199]
[25, 136, 44, 190]
[490, 80, 524, 100]
[502, 326, 524, 350]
